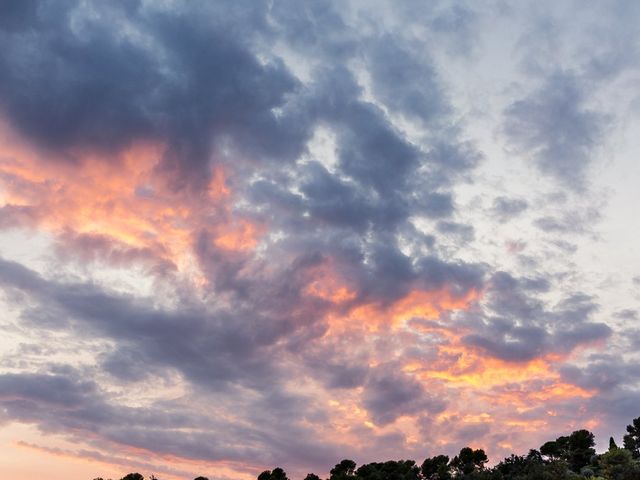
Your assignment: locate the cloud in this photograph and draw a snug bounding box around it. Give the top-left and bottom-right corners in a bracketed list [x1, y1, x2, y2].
[491, 196, 528, 222]
[0, 366, 345, 473]
[362, 364, 446, 426]
[504, 73, 608, 188]
[0, 372, 96, 408]
[559, 354, 640, 392]
[0, 1, 637, 477]
[613, 308, 638, 320]
[461, 272, 611, 362]
[0, 1, 307, 188]
[365, 34, 449, 125]
[436, 221, 475, 243]
[0, 257, 283, 390]
[0, 0, 38, 32]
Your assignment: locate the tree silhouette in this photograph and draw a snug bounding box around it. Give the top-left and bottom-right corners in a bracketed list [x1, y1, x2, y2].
[623, 416, 640, 459]
[450, 447, 487, 476]
[540, 436, 569, 461]
[539, 429, 596, 472]
[610, 436, 619, 450]
[355, 460, 420, 480]
[330, 459, 357, 480]
[525, 449, 543, 463]
[566, 429, 596, 472]
[420, 454, 451, 480]
[120, 474, 144, 480]
[257, 468, 289, 480]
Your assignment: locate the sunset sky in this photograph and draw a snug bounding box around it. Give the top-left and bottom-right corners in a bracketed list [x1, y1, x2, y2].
[0, 1, 639, 479]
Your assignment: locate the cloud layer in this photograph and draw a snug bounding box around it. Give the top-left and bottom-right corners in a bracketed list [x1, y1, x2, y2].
[0, 1, 639, 479]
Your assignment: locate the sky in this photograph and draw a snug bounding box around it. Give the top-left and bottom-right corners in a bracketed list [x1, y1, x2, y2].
[0, 1, 639, 479]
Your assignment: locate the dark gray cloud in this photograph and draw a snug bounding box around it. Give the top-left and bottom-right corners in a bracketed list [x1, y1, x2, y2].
[0, 0, 308, 188]
[235, 56, 487, 303]
[422, 192, 455, 219]
[461, 272, 611, 362]
[533, 207, 600, 234]
[464, 322, 549, 363]
[311, 67, 421, 196]
[504, 73, 608, 188]
[613, 308, 638, 320]
[436, 221, 475, 243]
[0, 0, 38, 32]
[559, 354, 640, 392]
[491, 196, 528, 222]
[233, 11, 481, 288]
[268, 0, 357, 62]
[452, 422, 492, 446]
[53, 231, 176, 274]
[501, 0, 640, 194]
[0, 257, 284, 390]
[428, 3, 479, 56]
[366, 34, 449, 125]
[627, 329, 640, 350]
[0, 370, 345, 471]
[0, 372, 96, 408]
[389, 2, 480, 57]
[413, 256, 485, 296]
[557, 353, 640, 446]
[362, 364, 446, 426]
[301, 335, 371, 390]
[296, 161, 402, 232]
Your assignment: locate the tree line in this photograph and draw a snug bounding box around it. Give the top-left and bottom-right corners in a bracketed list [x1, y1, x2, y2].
[93, 415, 640, 480]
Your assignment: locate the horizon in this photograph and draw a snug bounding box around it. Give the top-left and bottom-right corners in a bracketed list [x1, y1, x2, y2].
[0, 1, 639, 479]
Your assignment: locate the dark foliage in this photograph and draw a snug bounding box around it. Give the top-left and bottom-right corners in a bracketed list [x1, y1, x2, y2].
[421, 454, 451, 480]
[355, 459, 420, 480]
[610, 437, 619, 451]
[539, 429, 596, 472]
[623, 417, 640, 459]
[450, 447, 488, 476]
[330, 459, 358, 480]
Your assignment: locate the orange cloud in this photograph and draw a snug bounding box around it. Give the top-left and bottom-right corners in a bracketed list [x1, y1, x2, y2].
[214, 219, 263, 251]
[390, 289, 480, 324]
[0, 122, 264, 280]
[304, 277, 595, 454]
[319, 286, 480, 334]
[304, 261, 358, 304]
